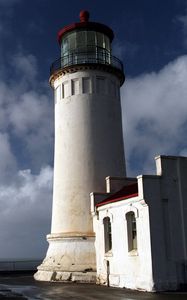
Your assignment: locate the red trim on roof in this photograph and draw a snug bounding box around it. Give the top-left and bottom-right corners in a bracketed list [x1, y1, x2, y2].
[58, 22, 114, 44]
[96, 183, 138, 207]
[96, 193, 138, 207]
[57, 11, 114, 44]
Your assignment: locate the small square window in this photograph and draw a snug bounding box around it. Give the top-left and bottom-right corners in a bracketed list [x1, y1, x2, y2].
[96, 77, 105, 94]
[82, 77, 91, 94]
[72, 79, 79, 95]
[62, 81, 69, 98]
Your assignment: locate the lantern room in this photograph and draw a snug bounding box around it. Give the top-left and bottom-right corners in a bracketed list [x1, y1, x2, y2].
[50, 10, 124, 85]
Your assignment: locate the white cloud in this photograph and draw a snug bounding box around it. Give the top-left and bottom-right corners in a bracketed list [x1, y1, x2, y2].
[9, 91, 50, 134]
[11, 53, 38, 80]
[0, 52, 53, 171]
[0, 166, 53, 259]
[0, 133, 17, 184]
[122, 55, 187, 175]
[0, 51, 54, 259]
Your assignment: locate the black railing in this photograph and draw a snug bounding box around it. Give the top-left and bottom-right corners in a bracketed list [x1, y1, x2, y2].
[50, 47, 124, 76]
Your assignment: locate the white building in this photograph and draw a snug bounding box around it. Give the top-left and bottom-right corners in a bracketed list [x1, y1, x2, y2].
[35, 11, 187, 292]
[91, 155, 187, 291]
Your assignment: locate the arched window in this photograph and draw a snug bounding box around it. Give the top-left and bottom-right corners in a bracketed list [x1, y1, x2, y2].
[103, 217, 112, 253]
[126, 212, 137, 252]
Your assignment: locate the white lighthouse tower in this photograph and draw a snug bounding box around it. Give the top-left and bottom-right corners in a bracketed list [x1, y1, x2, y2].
[35, 10, 126, 282]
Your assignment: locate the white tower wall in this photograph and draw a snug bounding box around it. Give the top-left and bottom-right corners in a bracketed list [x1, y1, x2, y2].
[35, 68, 126, 281]
[52, 69, 125, 233]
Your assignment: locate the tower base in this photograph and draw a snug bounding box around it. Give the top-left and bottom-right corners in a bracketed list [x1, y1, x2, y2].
[34, 270, 96, 282]
[34, 233, 96, 282]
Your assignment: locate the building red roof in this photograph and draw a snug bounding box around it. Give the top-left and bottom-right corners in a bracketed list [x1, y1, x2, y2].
[96, 183, 138, 207]
[57, 10, 114, 44]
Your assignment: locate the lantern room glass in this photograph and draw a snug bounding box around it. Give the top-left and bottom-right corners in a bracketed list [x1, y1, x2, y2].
[61, 30, 111, 67]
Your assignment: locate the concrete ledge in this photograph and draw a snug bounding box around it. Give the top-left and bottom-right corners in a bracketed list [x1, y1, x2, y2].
[34, 270, 96, 283]
[47, 232, 95, 240]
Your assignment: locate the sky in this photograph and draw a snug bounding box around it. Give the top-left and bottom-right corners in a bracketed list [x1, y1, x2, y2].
[0, 0, 187, 260]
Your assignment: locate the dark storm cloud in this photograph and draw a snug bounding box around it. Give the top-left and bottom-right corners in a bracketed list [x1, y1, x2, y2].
[122, 56, 187, 175]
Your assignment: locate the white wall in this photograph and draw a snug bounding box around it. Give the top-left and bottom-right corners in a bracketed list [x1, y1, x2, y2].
[94, 194, 154, 291]
[52, 69, 126, 234]
[143, 155, 187, 290]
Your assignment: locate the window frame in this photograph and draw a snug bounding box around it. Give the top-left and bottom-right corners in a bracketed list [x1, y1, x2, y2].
[103, 216, 112, 254]
[126, 211, 138, 253]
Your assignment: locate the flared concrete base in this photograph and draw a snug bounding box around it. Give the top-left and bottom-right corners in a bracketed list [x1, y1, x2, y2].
[34, 270, 96, 282]
[34, 233, 96, 282]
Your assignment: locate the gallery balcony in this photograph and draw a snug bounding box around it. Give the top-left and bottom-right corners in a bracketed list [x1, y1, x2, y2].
[50, 46, 125, 85]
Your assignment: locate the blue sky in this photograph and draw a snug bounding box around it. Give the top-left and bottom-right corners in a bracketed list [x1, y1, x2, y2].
[0, 0, 187, 259]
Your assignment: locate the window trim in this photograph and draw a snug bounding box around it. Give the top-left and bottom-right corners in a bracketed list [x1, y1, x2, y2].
[126, 211, 137, 253]
[103, 216, 113, 255]
[124, 207, 139, 256]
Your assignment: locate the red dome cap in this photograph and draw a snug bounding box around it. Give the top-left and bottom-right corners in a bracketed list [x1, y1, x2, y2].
[57, 11, 114, 44]
[79, 10, 90, 22]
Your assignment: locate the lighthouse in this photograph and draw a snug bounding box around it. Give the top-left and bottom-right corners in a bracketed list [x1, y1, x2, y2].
[35, 11, 125, 282]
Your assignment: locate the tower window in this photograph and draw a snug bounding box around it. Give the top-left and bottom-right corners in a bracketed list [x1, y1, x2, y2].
[96, 76, 105, 94]
[103, 217, 112, 253]
[82, 77, 91, 94]
[72, 79, 79, 95]
[62, 81, 69, 98]
[126, 212, 137, 252]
